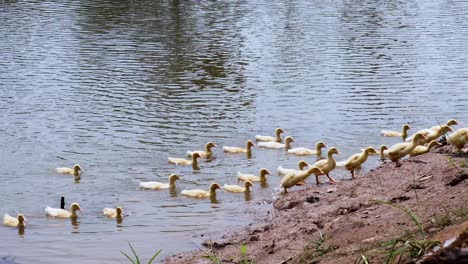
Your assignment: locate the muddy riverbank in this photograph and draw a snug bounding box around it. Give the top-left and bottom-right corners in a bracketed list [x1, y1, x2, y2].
[165, 146, 468, 263]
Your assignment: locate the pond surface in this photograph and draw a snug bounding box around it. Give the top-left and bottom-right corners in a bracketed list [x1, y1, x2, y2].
[0, 0, 467, 263]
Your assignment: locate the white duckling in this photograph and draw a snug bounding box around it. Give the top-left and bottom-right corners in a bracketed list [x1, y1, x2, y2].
[168, 152, 201, 169]
[447, 128, 468, 152]
[187, 142, 216, 158]
[223, 140, 255, 155]
[409, 140, 441, 157]
[311, 147, 340, 184]
[381, 124, 411, 141]
[383, 133, 428, 167]
[103, 206, 124, 218]
[139, 174, 182, 190]
[406, 124, 456, 143]
[258, 136, 295, 150]
[280, 166, 324, 193]
[181, 183, 222, 198]
[429, 119, 459, 131]
[255, 128, 285, 143]
[56, 164, 81, 176]
[336, 147, 378, 179]
[45, 202, 81, 218]
[237, 168, 270, 182]
[287, 141, 327, 156]
[3, 214, 27, 228]
[223, 181, 254, 193]
[277, 160, 309, 177]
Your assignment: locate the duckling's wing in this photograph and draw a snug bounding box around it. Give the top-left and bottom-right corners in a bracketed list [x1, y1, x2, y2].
[255, 135, 275, 142]
[381, 130, 401, 137]
[45, 207, 61, 217]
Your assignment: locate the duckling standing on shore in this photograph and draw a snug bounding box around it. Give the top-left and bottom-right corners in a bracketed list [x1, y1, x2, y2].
[336, 147, 378, 179]
[281, 166, 324, 193]
[447, 128, 468, 152]
[383, 133, 428, 167]
[409, 140, 441, 157]
[429, 119, 459, 131]
[311, 147, 340, 184]
[255, 128, 285, 143]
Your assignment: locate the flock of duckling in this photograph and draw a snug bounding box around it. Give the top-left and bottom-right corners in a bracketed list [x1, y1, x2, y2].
[3, 119, 467, 230]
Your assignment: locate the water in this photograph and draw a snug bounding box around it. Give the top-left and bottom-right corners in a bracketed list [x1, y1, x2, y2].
[0, 0, 467, 263]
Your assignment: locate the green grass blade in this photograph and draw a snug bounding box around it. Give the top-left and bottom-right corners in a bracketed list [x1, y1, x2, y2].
[128, 242, 141, 264]
[374, 200, 425, 239]
[121, 250, 136, 264]
[148, 249, 162, 264]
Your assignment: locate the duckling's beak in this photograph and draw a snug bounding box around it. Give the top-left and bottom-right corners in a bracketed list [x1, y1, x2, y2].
[336, 150, 341, 155]
[448, 127, 454, 132]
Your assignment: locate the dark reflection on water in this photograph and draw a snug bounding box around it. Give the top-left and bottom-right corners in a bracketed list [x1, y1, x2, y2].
[1, 0, 467, 263]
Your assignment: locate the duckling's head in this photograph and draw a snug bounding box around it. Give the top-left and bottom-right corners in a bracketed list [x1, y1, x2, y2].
[205, 142, 216, 150]
[284, 136, 295, 144]
[210, 183, 222, 192]
[446, 119, 459, 126]
[73, 164, 82, 172]
[440, 125, 454, 133]
[428, 140, 442, 148]
[246, 140, 255, 148]
[380, 145, 388, 152]
[298, 160, 309, 170]
[192, 153, 202, 160]
[17, 214, 26, 223]
[316, 141, 327, 149]
[308, 166, 324, 175]
[244, 181, 254, 188]
[169, 174, 182, 183]
[70, 203, 81, 212]
[328, 147, 340, 156]
[412, 133, 428, 143]
[260, 168, 271, 177]
[364, 147, 378, 155]
[275, 128, 285, 135]
[402, 124, 411, 131]
[116, 206, 124, 216]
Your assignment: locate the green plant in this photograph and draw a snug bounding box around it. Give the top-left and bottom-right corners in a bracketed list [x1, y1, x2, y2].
[239, 244, 255, 264]
[121, 242, 161, 264]
[430, 207, 468, 229]
[374, 200, 440, 263]
[354, 254, 370, 264]
[201, 249, 222, 264]
[297, 231, 338, 262]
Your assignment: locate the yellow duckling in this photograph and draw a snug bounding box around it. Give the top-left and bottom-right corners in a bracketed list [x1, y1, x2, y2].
[181, 183, 222, 198]
[45, 202, 81, 218]
[409, 140, 441, 157]
[287, 141, 327, 156]
[168, 152, 201, 169]
[280, 166, 324, 193]
[187, 142, 216, 158]
[277, 160, 309, 176]
[255, 128, 285, 143]
[139, 174, 182, 190]
[56, 164, 81, 176]
[429, 119, 459, 131]
[257, 136, 295, 149]
[381, 124, 411, 141]
[311, 147, 340, 184]
[406, 124, 455, 143]
[103, 206, 124, 218]
[336, 147, 378, 179]
[3, 214, 27, 228]
[237, 168, 270, 182]
[223, 140, 255, 155]
[383, 133, 428, 167]
[447, 128, 468, 152]
[223, 181, 254, 193]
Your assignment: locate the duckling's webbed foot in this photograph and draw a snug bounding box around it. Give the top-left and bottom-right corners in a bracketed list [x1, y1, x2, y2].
[326, 173, 337, 184]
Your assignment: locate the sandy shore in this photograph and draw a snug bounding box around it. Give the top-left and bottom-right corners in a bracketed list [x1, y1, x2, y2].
[165, 146, 467, 263]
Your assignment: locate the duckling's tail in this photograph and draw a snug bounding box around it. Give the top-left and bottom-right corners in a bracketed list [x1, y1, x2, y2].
[335, 160, 347, 167]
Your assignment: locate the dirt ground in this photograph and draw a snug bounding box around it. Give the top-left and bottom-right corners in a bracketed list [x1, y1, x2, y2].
[165, 146, 468, 264]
